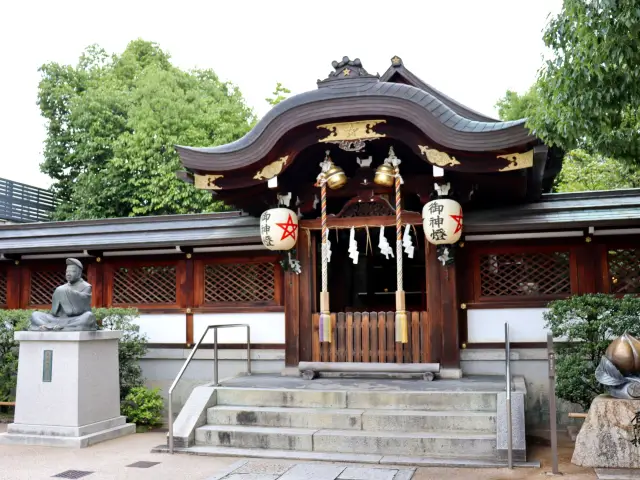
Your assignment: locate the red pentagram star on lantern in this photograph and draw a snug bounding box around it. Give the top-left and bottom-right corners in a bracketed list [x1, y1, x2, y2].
[450, 208, 463, 234]
[276, 214, 298, 241]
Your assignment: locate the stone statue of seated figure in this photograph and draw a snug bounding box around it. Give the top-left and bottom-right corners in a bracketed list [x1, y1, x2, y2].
[30, 258, 97, 332]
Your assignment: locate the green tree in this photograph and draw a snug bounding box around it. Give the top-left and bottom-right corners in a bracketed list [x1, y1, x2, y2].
[527, 0, 640, 162]
[265, 82, 291, 106]
[38, 39, 255, 220]
[495, 89, 640, 192]
[495, 87, 537, 121]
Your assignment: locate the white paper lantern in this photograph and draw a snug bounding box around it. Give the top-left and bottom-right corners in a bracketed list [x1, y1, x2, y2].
[422, 199, 463, 245]
[260, 208, 299, 251]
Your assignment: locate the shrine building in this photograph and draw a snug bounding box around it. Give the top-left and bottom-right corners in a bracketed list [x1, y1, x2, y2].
[1, 56, 639, 463]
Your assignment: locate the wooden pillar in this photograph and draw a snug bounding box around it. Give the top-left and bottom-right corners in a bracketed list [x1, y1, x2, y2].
[425, 243, 460, 368]
[87, 260, 105, 308]
[298, 229, 314, 363]
[179, 255, 195, 346]
[6, 263, 22, 309]
[284, 267, 300, 367]
[285, 228, 315, 367]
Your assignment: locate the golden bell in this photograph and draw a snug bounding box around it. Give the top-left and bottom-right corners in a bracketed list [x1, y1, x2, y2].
[606, 333, 640, 375]
[325, 163, 347, 189]
[374, 163, 395, 187]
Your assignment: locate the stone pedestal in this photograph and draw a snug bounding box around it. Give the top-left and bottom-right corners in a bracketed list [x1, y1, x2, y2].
[0, 331, 135, 448]
[572, 395, 640, 468]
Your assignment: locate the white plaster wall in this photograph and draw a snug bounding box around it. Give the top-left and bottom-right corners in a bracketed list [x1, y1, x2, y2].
[193, 312, 285, 344]
[467, 308, 550, 343]
[135, 314, 186, 344]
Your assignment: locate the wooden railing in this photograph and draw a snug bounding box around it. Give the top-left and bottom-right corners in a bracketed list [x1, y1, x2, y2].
[312, 311, 430, 364]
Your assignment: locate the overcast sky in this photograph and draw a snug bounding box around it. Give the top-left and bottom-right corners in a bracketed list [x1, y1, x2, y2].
[0, 0, 562, 189]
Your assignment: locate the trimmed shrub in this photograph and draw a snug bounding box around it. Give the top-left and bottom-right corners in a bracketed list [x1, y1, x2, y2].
[544, 294, 640, 410]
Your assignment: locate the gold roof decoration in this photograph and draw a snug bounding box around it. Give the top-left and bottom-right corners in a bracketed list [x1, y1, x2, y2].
[254, 156, 289, 181]
[497, 150, 534, 171]
[317, 120, 386, 143]
[194, 174, 224, 190]
[419, 146, 461, 167]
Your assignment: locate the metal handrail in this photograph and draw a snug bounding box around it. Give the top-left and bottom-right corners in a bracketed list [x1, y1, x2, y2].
[168, 324, 251, 454]
[505, 322, 513, 469]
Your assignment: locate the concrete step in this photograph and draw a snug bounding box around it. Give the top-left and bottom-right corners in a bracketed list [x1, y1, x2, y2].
[152, 444, 541, 468]
[208, 405, 364, 430]
[207, 405, 496, 433]
[312, 429, 496, 458]
[362, 409, 496, 433]
[215, 387, 497, 411]
[195, 425, 496, 458]
[196, 425, 314, 451]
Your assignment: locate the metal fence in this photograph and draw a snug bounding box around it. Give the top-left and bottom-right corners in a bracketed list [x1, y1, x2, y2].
[0, 177, 57, 223]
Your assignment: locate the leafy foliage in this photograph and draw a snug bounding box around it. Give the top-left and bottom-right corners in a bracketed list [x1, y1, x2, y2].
[120, 386, 164, 429]
[38, 39, 255, 220]
[555, 149, 640, 192]
[0, 308, 147, 402]
[495, 87, 537, 121]
[527, 0, 640, 162]
[544, 294, 640, 410]
[495, 89, 640, 192]
[0, 310, 32, 402]
[95, 308, 148, 399]
[265, 82, 291, 106]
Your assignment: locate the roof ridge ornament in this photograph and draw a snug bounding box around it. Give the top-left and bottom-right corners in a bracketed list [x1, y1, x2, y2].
[317, 56, 379, 86]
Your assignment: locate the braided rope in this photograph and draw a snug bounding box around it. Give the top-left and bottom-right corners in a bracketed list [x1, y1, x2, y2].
[395, 168, 403, 292]
[321, 180, 328, 293]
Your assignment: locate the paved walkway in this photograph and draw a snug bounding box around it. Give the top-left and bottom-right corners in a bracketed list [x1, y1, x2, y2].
[0, 424, 597, 480]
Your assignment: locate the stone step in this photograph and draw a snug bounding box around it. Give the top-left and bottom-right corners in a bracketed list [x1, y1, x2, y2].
[196, 425, 314, 451]
[208, 405, 364, 430]
[362, 409, 496, 432]
[312, 429, 496, 458]
[152, 444, 541, 468]
[195, 425, 496, 458]
[215, 387, 497, 411]
[207, 406, 496, 432]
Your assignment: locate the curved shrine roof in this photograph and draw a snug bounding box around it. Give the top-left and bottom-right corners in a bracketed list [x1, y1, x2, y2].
[177, 57, 535, 172]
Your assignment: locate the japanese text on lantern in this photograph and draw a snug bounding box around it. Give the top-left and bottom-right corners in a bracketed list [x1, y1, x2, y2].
[428, 202, 447, 242]
[260, 211, 274, 247]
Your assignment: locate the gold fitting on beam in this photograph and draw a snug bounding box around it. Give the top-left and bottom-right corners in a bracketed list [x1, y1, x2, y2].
[186, 308, 192, 314]
[460, 303, 467, 310]
[96, 257, 102, 263]
[14, 260, 19, 265]
[462, 343, 467, 349]
[186, 253, 192, 259]
[585, 236, 592, 243]
[459, 242, 465, 248]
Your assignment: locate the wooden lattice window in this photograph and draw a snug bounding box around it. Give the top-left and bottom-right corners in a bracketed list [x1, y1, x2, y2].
[112, 265, 177, 305]
[608, 248, 640, 294]
[479, 251, 571, 298]
[0, 270, 6, 306]
[29, 269, 87, 306]
[204, 262, 275, 304]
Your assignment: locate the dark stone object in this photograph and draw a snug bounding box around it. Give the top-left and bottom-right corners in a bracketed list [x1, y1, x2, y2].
[29, 258, 97, 332]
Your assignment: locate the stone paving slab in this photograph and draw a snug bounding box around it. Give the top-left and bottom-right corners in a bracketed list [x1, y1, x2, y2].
[214, 460, 416, 480]
[595, 468, 640, 479]
[338, 466, 398, 479]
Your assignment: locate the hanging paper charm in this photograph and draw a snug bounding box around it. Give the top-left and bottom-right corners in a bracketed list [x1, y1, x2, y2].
[403, 224, 414, 259]
[260, 208, 299, 251]
[348, 227, 359, 264]
[422, 198, 463, 245]
[378, 227, 394, 259]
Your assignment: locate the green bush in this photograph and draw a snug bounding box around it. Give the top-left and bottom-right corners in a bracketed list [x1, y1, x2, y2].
[0, 308, 148, 402]
[0, 310, 33, 402]
[95, 308, 148, 399]
[544, 294, 640, 410]
[120, 386, 164, 430]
